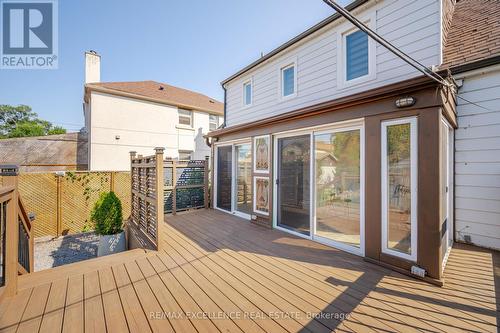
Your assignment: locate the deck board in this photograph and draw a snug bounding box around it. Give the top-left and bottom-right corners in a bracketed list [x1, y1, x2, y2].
[0, 209, 498, 332]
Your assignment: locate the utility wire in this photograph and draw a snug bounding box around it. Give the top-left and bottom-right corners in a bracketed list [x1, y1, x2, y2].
[322, 0, 493, 112]
[323, 0, 450, 87]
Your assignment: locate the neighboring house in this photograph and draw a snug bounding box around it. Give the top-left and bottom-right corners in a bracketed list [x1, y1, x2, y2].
[441, 0, 500, 250]
[0, 132, 88, 172]
[208, 0, 499, 283]
[83, 51, 223, 171]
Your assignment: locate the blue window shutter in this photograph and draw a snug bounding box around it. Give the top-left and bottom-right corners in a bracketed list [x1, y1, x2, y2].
[346, 30, 369, 81]
[282, 66, 295, 96]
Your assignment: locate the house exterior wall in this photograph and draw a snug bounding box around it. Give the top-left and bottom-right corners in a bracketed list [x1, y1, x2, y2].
[211, 79, 456, 281]
[454, 65, 500, 250]
[224, 0, 442, 127]
[88, 91, 218, 171]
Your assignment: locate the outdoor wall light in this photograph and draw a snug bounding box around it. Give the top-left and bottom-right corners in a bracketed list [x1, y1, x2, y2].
[395, 96, 416, 108]
[115, 135, 120, 140]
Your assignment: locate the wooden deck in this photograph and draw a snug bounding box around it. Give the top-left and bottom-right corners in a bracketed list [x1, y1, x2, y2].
[0, 209, 498, 332]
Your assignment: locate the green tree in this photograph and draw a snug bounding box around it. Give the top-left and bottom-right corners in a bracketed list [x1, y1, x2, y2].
[0, 104, 67, 138]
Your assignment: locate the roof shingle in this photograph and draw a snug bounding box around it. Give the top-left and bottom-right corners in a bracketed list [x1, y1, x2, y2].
[86, 80, 223, 115]
[443, 0, 500, 69]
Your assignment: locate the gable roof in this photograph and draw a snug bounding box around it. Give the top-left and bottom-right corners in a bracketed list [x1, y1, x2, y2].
[220, 0, 370, 85]
[86, 80, 224, 115]
[442, 0, 500, 71]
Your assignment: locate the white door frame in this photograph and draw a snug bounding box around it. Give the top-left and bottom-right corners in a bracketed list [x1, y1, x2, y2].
[272, 129, 314, 239]
[312, 124, 365, 256]
[213, 140, 252, 220]
[381, 116, 418, 262]
[233, 142, 252, 220]
[441, 116, 454, 267]
[272, 119, 366, 256]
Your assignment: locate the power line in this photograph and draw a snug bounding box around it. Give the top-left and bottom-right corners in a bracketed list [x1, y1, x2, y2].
[322, 0, 493, 112]
[323, 0, 450, 87]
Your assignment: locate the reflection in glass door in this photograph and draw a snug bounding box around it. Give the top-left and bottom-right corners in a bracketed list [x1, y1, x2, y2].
[314, 129, 362, 253]
[277, 135, 311, 235]
[216, 146, 232, 211]
[235, 144, 252, 216]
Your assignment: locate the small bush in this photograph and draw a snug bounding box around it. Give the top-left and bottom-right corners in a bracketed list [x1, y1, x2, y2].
[91, 192, 123, 236]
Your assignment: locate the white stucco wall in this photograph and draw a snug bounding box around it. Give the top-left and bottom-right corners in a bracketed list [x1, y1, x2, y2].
[87, 91, 219, 171]
[454, 65, 500, 250]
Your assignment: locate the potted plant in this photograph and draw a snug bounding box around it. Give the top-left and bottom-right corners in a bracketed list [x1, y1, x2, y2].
[91, 191, 126, 256]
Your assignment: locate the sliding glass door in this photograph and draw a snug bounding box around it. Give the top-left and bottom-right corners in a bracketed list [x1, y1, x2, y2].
[314, 127, 363, 254]
[235, 143, 252, 217]
[216, 142, 252, 219]
[276, 135, 311, 235]
[216, 146, 232, 211]
[273, 122, 365, 255]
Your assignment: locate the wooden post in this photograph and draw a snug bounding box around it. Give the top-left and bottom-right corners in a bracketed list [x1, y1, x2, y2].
[56, 174, 62, 237]
[110, 171, 115, 192]
[2, 167, 19, 297]
[172, 160, 177, 216]
[154, 148, 164, 250]
[204, 156, 209, 209]
[129, 151, 136, 226]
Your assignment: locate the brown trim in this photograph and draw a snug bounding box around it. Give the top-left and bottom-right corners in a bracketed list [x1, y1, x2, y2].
[85, 85, 224, 116]
[221, 0, 371, 85]
[363, 257, 444, 287]
[211, 82, 456, 281]
[211, 73, 450, 138]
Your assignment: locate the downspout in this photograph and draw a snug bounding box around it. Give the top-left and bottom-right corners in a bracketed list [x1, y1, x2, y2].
[222, 84, 227, 128]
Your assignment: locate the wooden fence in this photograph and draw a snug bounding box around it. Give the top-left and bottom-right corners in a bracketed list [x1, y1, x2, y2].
[130, 149, 164, 248]
[129, 149, 209, 249]
[0, 171, 131, 238]
[0, 166, 34, 300]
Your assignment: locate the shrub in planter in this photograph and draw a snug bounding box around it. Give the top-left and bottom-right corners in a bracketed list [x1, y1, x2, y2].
[91, 192, 126, 256]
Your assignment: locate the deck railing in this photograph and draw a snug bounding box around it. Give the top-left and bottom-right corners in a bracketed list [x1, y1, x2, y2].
[0, 166, 34, 300]
[129, 149, 210, 250]
[130, 149, 164, 249]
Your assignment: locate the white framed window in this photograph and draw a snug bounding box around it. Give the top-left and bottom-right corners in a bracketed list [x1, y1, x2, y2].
[280, 62, 297, 98]
[178, 150, 192, 160]
[178, 109, 193, 127]
[243, 80, 252, 106]
[209, 114, 219, 131]
[337, 14, 376, 89]
[381, 117, 418, 262]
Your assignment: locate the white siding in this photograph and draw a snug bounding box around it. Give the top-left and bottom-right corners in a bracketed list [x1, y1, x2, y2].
[454, 66, 500, 250]
[88, 92, 216, 170]
[224, 0, 441, 126]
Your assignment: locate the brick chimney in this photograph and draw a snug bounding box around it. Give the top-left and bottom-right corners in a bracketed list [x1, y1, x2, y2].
[85, 50, 100, 84]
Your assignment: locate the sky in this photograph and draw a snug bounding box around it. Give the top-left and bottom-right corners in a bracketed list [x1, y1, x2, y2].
[0, 0, 349, 132]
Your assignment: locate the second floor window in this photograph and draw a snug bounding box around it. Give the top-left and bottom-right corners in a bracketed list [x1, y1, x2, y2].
[209, 114, 219, 131]
[243, 81, 252, 106]
[178, 109, 193, 127]
[346, 30, 369, 81]
[281, 64, 295, 97]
